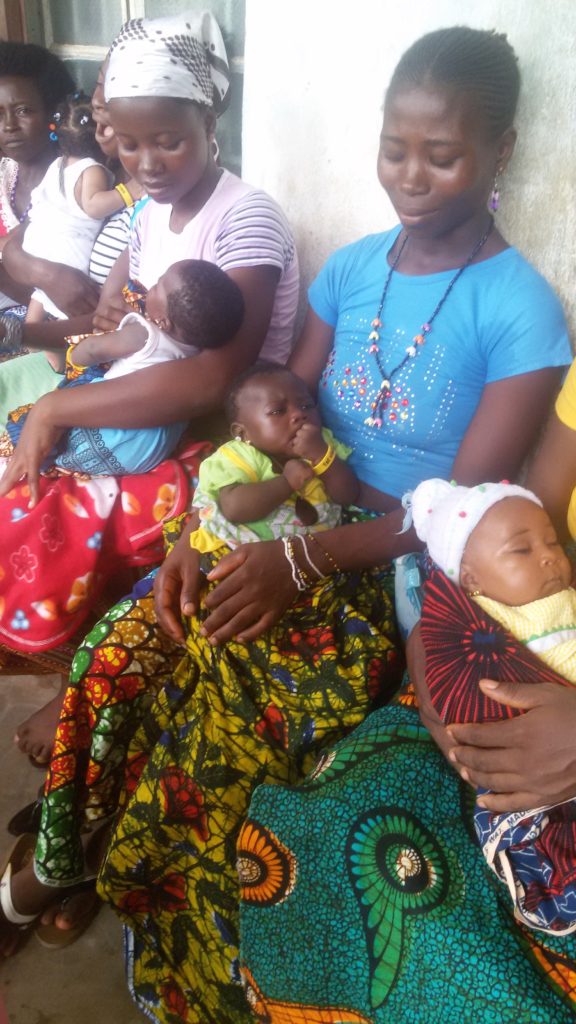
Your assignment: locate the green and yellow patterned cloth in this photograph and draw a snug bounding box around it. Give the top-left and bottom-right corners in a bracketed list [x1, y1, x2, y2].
[96, 554, 401, 1024]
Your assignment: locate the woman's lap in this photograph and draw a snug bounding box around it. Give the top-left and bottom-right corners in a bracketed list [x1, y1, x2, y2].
[31, 554, 576, 1023]
[239, 698, 576, 1023]
[97, 565, 401, 1024]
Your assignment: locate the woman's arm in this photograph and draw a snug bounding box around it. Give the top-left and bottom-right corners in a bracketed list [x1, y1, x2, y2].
[156, 359, 564, 648]
[0, 262, 31, 305]
[0, 263, 281, 505]
[288, 307, 335, 393]
[526, 411, 576, 541]
[195, 366, 564, 642]
[46, 263, 281, 426]
[450, 367, 563, 484]
[14, 315, 95, 352]
[2, 227, 101, 316]
[90, 246, 131, 330]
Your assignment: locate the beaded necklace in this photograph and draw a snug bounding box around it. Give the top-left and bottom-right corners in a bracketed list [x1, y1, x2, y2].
[364, 216, 494, 428]
[8, 169, 32, 224]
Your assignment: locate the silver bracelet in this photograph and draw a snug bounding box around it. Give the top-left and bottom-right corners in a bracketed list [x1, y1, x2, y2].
[295, 533, 326, 580]
[0, 314, 24, 354]
[281, 536, 308, 591]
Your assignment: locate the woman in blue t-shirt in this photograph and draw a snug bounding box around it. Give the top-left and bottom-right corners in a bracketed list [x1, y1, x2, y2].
[227, 29, 575, 1024]
[4, 24, 574, 1024]
[105, 26, 572, 1024]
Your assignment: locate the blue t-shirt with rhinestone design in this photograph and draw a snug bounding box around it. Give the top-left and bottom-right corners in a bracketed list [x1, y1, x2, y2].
[309, 227, 570, 499]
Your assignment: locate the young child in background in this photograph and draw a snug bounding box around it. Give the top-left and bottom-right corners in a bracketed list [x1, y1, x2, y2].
[20, 92, 139, 363]
[411, 477, 576, 935]
[189, 363, 363, 575]
[1, 259, 244, 477]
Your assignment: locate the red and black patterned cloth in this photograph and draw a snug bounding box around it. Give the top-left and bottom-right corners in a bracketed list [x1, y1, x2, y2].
[421, 569, 576, 935]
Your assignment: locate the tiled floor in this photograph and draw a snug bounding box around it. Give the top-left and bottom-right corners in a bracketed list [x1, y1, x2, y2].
[0, 674, 143, 1023]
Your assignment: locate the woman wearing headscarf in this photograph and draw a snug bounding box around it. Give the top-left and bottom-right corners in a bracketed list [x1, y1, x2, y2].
[0, 8, 298, 958]
[0, 10, 298, 761]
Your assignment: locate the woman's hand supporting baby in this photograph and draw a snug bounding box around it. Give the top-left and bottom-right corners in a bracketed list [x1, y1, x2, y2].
[448, 679, 576, 812]
[410, 620, 576, 813]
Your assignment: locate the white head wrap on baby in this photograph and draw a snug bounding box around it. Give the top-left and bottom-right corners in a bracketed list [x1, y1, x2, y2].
[105, 10, 230, 112]
[410, 478, 543, 580]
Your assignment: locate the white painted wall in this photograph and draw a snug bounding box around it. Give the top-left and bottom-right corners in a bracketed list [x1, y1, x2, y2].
[242, 0, 576, 337]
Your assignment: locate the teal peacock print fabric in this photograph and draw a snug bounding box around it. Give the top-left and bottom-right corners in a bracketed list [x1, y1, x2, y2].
[238, 699, 576, 1023]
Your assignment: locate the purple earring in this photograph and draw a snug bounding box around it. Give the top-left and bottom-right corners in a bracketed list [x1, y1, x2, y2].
[489, 171, 501, 212]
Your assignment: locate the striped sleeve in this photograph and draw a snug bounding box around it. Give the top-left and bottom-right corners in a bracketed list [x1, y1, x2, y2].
[213, 191, 295, 273]
[89, 206, 132, 285]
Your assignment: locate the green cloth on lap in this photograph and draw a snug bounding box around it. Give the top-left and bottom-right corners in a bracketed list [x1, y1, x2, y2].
[0, 351, 61, 422]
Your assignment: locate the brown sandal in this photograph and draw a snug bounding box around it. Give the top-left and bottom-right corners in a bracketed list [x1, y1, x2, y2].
[34, 882, 100, 949]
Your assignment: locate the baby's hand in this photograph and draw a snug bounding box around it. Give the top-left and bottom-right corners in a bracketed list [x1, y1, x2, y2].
[290, 422, 326, 462]
[283, 458, 315, 492]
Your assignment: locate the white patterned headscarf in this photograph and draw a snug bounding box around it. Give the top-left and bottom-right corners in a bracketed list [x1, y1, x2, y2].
[410, 478, 543, 580]
[105, 9, 230, 113]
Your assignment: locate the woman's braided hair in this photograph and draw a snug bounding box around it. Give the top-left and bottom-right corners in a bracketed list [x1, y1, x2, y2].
[388, 27, 520, 138]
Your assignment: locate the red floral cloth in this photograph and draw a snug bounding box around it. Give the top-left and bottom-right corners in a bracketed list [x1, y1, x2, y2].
[0, 442, 209, 652]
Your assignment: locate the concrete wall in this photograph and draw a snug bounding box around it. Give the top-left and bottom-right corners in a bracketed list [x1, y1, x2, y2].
[242, 0, 576, 338]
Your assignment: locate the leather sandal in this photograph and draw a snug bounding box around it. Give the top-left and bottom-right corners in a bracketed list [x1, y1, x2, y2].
[7, 799, 42, 838]
[34, 881, 100, 949]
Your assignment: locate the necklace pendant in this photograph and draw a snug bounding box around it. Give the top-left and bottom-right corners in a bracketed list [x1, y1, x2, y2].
[365, 221, 493, 435]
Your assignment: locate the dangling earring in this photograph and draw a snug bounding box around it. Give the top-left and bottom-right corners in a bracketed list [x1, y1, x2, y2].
[211, 136, 220, 162]
[49, 110, 61, 143]
[489, 170, 501, 212]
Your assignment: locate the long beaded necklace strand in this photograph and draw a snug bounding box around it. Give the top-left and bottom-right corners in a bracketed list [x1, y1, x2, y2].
[9, 169, 33, 224]
[364, 216, 494, 428]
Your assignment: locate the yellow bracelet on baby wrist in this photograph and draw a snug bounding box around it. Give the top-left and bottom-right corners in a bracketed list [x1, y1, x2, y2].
[311, 443, 336, 475]
[114, 183, 134, 207]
